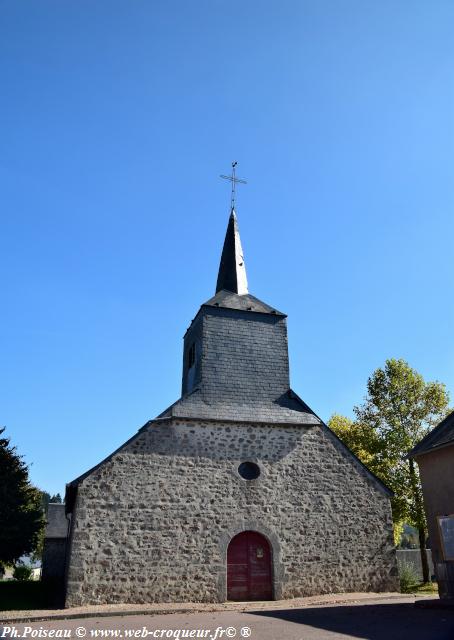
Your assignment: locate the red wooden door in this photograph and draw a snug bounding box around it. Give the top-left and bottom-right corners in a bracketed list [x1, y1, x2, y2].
[227, 531, 272, 601]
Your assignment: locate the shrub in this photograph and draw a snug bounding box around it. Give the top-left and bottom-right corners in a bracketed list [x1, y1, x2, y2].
[399, 561, 419, 593]
[13, 564, 33, 582]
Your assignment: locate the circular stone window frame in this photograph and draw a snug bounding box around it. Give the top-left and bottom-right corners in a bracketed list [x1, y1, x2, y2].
[238, 461, 261, 480]
[233, 458, 265, 484]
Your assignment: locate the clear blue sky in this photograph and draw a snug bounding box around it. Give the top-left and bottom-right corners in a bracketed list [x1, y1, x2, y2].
[2, 1, 454, 496]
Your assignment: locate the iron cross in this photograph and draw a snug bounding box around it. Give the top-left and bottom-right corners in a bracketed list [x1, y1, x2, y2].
[220, 161, 247, 211]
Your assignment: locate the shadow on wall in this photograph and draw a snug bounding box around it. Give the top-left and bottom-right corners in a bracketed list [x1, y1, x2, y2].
[126, 422, 312, 463]
[247, 602, 454, 640]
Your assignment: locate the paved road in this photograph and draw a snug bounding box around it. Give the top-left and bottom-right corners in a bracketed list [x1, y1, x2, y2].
[2, 598, 454, 640]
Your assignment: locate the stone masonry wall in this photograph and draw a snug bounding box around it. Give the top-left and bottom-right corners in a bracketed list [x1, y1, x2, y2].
[65, 420, 398, 606]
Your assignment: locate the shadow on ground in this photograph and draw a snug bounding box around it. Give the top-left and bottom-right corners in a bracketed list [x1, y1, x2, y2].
[249, 601, 454, 640]
[0, 581, 63, 611]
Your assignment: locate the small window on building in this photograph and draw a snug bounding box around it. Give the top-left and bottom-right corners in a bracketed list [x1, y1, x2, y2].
[188, 342, 196, 369]
[238, 461, 260, 480]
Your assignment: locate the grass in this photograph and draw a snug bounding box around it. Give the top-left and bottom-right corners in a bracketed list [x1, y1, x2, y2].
[399, 561, 421, 593]
[0, 581, 62, 611]
[398, 560, 439, 595]
[410, 582, 438, 595]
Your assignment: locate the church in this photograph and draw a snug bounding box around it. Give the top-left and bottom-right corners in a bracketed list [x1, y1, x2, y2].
[60, 198, 398, 605]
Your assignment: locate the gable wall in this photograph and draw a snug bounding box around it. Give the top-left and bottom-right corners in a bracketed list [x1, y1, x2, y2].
[418, 445, 454, 561]
[65, 421, 398, 605]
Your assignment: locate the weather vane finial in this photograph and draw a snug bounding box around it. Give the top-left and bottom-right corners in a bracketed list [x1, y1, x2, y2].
[220, 161, 247, 211]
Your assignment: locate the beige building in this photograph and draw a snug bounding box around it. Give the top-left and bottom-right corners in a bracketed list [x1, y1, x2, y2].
[410, 411, 454, 600]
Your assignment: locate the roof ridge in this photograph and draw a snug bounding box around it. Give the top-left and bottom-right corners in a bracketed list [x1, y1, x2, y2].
[409, 409, 454, 457]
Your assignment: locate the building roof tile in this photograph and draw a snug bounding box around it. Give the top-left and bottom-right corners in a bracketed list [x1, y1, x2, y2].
[409, 410, 454, 457]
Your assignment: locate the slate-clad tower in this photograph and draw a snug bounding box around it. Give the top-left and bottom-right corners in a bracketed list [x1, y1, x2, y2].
[172, 211, 317, 425]
[62, 207, 398, 606]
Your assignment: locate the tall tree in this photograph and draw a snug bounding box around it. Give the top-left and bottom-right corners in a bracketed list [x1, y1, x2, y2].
[0, 428, 45, 568]
[329, 359, 450, 583]
[40, 491, 63, 513]
[40, 491, 51, 512]
[33, 491, 63, 562]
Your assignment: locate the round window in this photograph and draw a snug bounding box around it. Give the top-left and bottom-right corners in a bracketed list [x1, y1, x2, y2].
[238, 461, 260, 480]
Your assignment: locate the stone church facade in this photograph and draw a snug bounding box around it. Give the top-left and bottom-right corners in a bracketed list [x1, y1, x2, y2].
[61, 209, 398, 606]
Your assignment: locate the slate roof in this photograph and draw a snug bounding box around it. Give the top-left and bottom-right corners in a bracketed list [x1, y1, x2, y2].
[215, 209, 249, 295]
[203, 289, 285, 316]
[409, 410, 454, 457]
[157, 388, 321, 425]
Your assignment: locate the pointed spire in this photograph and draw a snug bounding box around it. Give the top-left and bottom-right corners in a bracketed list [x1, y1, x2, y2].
[216, 209, 249, 295]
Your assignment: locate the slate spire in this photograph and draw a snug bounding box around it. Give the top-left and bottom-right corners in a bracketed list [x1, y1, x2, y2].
[215, 209, 249, 295]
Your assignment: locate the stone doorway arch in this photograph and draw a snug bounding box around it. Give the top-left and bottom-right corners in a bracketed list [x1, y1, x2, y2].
[227, 530, 272, 601]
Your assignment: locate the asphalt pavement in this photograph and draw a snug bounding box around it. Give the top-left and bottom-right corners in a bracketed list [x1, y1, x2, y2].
[1, 596, 454, 640]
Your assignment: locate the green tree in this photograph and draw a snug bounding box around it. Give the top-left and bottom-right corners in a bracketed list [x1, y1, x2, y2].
[40, 491, 63, 513]
[329, 359, 450, 583]
[40, 491, 51, 512]
[33, 490, 63, 562]
[0, 428, 45, 569]
[13, 563, 33, 581]
[328, 413, 381, 468]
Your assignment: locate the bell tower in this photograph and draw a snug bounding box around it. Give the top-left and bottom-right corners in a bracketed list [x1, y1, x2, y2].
[172, 208, 318, 427]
